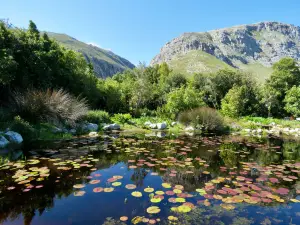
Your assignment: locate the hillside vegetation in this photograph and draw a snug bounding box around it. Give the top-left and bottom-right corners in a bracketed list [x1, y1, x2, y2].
[151, 22, 300, 81]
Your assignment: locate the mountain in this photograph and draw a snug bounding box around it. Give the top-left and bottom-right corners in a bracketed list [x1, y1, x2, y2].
[151, 22, 300, 81]
[47, 32, 135, 78]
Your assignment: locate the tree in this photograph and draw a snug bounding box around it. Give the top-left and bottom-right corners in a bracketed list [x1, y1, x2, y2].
[284, 86, 300, 117]
[28, 20, 40, 38]
[221, 85, 260, 118]
[264, 57, 300, 117]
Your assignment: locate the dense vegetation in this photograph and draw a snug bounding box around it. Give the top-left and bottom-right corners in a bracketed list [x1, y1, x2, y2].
[1, 20, 300, 142]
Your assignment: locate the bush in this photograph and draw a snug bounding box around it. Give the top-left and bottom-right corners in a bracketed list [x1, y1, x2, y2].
[83, 110, 111, 124]
[9, 89, 88, 125]
[9, 116, 37, 144]
[111, 113, 132, 124]
[284, 86, 300, 117]
[178, 107, 224, 131]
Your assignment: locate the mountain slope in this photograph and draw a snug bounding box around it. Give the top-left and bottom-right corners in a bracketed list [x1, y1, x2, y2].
[151, 22, 300, 80]
[47, 32, 135, 78]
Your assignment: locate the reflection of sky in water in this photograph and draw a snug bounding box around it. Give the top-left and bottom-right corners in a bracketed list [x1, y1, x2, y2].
[0, 134, 300, 225]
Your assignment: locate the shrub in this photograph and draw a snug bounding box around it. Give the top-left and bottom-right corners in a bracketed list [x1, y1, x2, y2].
[9, 89, 88, 125]
[221, 85, 261, 118]
[284, 86, 300, 117]
[178, 107, 224, 131]
[111, 113, 132, 124]
[9, 116, 37, 144]
[83, 110, 111, 124]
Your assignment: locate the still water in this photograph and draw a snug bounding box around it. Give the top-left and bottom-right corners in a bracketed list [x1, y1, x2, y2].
[0, 132, 299, 225]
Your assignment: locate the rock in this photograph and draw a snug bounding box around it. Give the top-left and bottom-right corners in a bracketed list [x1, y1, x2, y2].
[296, 118, 300, 121]
[5, 131, 23, 144]
[171, 122, 177, 126]
[89, 132, 99, 137]
[52, 127, 63, 133]
[244, 129, 251, 133]
[0, 136, 9, 148]
[69, 129, 76, 135]
[83, 123, 99, 132]
[156, 132, 166, 138]
[111, 123, 120, 130]
[157, 122, 167, 130]
[144, 121, 152, 126]
[149, 124, 157, 129]
[257, 129, 263, 134]
[185, 126, 195, 131]
[103, 124, 121, 131]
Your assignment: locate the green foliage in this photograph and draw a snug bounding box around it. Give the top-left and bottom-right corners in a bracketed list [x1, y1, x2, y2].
[165, 73, 187, 91]
[221, 85, 261, 118]
[164, 87, 205, 118]
[111, 113, 132, 124]
[264, 57, 300, 117]
[9, 116, 37, 143]
[0, 21, 103, 108]
[83, 110, 111, 124]
[178, 107, 224, 131]
[9, 89, 88, 125]
[284, 86, 300, 117]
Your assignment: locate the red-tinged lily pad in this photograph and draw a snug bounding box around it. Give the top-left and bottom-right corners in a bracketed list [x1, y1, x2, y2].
[94, 173, 101, 177]
[203, 194, 213, 199]
[73, 184, 85, 189]
[89, 180, 100, 185]
[7, 186, 15, 190]
[93, 187, 104, 193]
[269, 178, 279, 183]
[166, 190, 175, 196]
[275, 188, 289, 195]
[169, 173, 176, 177]
[23, 189, 31, 192]
[107, 177, 117, 183]
[125, 184, 136, 189]
[217, 190, 227, 195]
[168, 197, 177, 203]
[120, 216, 128, 222]
[35, 185, 44, 189]
[174, 185, 184, 190]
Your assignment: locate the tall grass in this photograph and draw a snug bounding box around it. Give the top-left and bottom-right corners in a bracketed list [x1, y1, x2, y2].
[9, 89, 88, 125]
[178, 107, 224, 131]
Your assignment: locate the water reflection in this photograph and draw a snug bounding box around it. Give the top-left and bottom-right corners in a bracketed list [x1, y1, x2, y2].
[0, 134, 299, 224]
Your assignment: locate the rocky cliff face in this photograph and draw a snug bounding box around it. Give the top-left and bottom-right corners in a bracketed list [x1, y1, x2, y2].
[151, 22, 300, 71]
[47, 32, 135, 78]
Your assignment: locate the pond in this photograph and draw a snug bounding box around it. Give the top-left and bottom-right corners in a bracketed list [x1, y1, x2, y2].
[0, 132, 299, 225]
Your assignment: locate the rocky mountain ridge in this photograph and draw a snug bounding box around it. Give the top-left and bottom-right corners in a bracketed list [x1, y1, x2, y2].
[151, 22, 300, 78]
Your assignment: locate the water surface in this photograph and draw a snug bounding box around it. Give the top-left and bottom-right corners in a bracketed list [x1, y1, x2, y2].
[0, 133, 299, 225]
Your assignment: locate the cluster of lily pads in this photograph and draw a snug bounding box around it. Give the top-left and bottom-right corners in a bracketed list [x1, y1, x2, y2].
[0, 134, 299, 224]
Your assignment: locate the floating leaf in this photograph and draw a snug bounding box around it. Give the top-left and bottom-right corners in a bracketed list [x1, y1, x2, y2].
[168, 216, 178, 221]
[73, 184, 85, 189]
[112, 182, 122, 187]
[125, 184, 136, 190]
[131, 191, 143, 197]
[104, 188, 114, 193]
[162, 183, 171, 188]
[74, 191, 85, 196]
[146, 206, 161, 214]
[93, 187, 103, 193]
[144, 187, 154, 193]
[89, 180, 100, 185]
[120, 216, 128, 221]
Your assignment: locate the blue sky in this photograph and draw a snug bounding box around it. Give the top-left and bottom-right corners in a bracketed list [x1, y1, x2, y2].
[1, 0, 300, 65]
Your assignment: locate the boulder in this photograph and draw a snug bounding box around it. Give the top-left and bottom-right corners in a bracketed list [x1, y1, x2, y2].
[144, 121, 152, 126]
[296, 118, 300, 121]
[149, 124, 157, 129]
[185, 126, 195, 131]
[157, 122, 167, 130]
[0, 136, 9, 148]
[103, 124, 121, 131]
[89, 131, 99, 137]
[83, 123, 99, 132]
[5, 131, 23, 144]
[171, 122, 177, 126]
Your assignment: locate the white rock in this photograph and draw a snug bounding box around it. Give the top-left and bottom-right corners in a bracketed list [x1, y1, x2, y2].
[171, 122, 177, 126]
[5, 131, 23, 144]
[149, 124, 157, 129]
[144, 121, 152, 126]
[244, 129, 251, 133]
[185, 126, 195, 131]
[82, 123, 98, 132]
[257, 129, 263, 134]
[103, 124, 121, 131]
[296, 118, 300, 121]
[0, 136, 9, 148]
[89, 132, 98, 137]
[157, 122, 167, 130]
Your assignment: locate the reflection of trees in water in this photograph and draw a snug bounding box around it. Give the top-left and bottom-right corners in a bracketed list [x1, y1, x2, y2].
[283, 141, 300, 161]
[131, 168, 148, 187]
